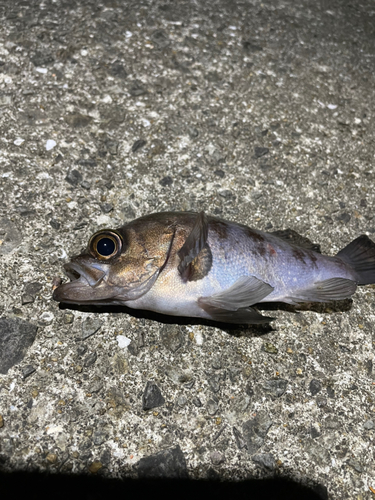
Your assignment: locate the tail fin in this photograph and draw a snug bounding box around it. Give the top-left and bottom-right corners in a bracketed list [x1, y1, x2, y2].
[337, 235, 375, 285]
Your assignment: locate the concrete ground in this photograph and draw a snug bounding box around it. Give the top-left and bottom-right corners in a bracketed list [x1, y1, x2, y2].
[0, 0, 374, 498]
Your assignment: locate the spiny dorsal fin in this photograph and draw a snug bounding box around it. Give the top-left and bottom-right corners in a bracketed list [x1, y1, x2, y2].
[269, 229, 321, 253]
[178, 211, 209, 279]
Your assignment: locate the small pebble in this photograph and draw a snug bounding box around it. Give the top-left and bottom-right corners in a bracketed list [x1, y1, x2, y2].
[22, 365, 36, 379]
[262, 342, 278, 354]
[22, 294, 34, 305]
[347, 458, 363, 473]
[327, 386, 335, 398]
[184, 379, 195, 389]
[49, 218, 61, 230]
[159, 176, 173, 187]
[336, 213, 351, 224]
[38, 312, 54, 325]
[46, 453, 57, 464]
[0, 415, 4, 428]
[73, 221, 88, 230]
[142, 381, 165, 410]
[127, 340, 139, 356]
[316, 396, 327, 408]
[210, 451, 225, 465]
[309, 379, 322, 396]
[132, 139, 147, 152]
[254, 147, 269, 158]
[117, 335, 131, 348]
[218, 189, 233, 199]
[24, 282, 43, 296]
[363, 420, 374, 430]
[46, 139, 56, 151]
[63, 312, 74, 324]
[207, 399, 218, 415]
[101, 203, 113, 213]
[84, 352, 97, 367]
[79, 318, 102, 341]
[65, 170, 82, 186]
[76, 345, 87, 357]
[211, 357, 222, 370]
[233, 426, 247, 450]
[106, 140, 119, 155]
[89, 461, 103, 474]
[262, 379, 287, 398]
[192, 397, 202, 407]
[252, 453, 275, 470]
[214, 169, 225, 178]
[310, 422, 321, 439]
[93, 430, 108, 446]
[176, 395, 187, 407]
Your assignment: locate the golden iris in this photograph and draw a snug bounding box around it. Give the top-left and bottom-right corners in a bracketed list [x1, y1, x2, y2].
[89, 230, 122, 260]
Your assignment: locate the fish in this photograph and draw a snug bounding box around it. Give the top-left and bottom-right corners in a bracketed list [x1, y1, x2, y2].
[53, 211, 375, 324]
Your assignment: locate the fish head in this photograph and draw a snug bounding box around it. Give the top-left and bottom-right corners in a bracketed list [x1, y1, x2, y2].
[53, 220, 175, 305]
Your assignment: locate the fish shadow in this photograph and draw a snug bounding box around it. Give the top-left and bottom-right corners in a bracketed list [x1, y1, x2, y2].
[58, 302, 273, 337]
[258, 298, 353, 315]
[58, 298, 352, 338]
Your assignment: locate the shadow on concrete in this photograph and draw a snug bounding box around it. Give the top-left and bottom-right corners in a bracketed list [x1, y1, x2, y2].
[0, 470, 328, 500]
[58, 297, 353, 336]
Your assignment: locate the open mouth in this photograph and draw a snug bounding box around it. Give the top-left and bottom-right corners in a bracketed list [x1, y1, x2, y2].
[52, 260, 111, 304]
[65, 263, 82, 281]
[63, 262, 106, 288]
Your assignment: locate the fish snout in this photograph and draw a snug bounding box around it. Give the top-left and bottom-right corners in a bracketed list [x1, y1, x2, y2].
[52, 259, 111, 304]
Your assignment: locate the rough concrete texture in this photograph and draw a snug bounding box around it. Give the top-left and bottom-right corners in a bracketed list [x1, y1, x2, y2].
[0, 0, 374, 498]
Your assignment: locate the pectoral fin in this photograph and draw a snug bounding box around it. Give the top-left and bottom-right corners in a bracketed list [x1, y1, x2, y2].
[198, 276, 274, 310]
[286, 277, 357, 304]
[178, 211, 209, 280]
[197, 276, 274, 324]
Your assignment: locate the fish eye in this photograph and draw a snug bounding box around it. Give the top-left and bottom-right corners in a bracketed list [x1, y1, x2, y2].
[97, 237, 115, 256]
[89, 230, 123, 260]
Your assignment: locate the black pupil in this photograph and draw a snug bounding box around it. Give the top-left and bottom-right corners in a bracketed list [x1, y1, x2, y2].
[96, 237, 115, 256]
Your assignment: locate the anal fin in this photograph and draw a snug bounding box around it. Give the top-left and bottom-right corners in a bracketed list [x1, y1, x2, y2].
[286, 277, 357, 304]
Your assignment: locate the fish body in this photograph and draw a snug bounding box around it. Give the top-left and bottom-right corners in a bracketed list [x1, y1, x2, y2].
[53, 211, 375, 324]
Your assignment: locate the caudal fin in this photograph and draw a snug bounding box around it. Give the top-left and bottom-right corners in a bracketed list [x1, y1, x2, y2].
[336, 235, 375, 285]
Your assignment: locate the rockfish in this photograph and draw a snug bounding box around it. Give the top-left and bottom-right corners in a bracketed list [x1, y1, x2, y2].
[53, 211, 375, 324]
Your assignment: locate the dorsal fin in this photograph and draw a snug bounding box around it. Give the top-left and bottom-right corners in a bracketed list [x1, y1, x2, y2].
[269, 229, 321, 253]
[178, 211, 208, 279]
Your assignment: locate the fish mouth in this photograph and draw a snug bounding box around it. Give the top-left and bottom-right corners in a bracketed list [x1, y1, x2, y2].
[64, 262, 106, 287]
[52, 261, 117, 304]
